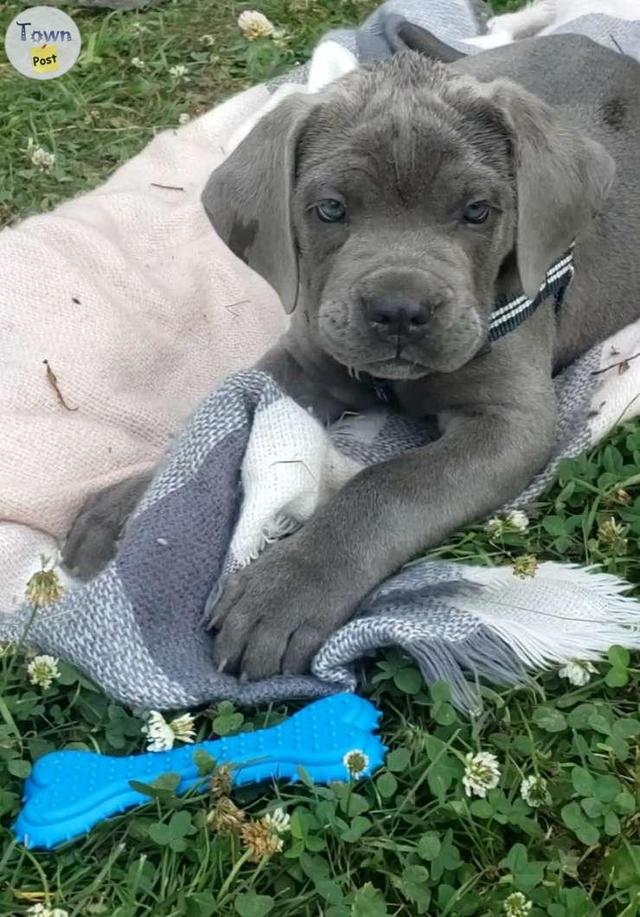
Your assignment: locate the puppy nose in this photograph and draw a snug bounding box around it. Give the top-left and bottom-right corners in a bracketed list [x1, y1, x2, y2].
[364, 293, 430, 340]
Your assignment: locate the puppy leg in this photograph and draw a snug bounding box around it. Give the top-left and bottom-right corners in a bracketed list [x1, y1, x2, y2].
[211, 385, 556, 680]
[62, 472, 152, 579]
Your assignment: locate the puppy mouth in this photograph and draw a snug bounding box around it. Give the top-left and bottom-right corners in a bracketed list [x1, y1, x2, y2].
[358, 356, 431, 380]
[319, 295, 485, 380]
[348, 330, 486, 379]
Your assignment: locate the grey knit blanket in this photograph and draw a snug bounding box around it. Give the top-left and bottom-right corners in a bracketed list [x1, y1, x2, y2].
[3, 1, 640, 713]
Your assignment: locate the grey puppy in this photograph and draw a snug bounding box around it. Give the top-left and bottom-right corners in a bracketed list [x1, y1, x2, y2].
[64, 35, 640, 680]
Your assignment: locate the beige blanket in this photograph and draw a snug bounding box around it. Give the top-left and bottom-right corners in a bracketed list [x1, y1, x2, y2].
[0, 83, 296, 611]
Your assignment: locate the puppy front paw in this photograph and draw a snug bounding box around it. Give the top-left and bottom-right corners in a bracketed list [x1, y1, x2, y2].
[208, 540, 356, 680]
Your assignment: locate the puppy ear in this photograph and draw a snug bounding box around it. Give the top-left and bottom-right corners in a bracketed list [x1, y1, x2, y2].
[484, 81, 615, 296]
[390, 19, 467, 62]
[202, 93, 314, 314]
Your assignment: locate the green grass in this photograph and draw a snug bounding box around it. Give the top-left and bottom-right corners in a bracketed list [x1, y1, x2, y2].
[0, 0, 378, 226]
[3, 1, 640, 915]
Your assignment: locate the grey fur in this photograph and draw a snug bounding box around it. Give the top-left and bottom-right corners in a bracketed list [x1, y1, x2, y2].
[64, 474, 151, 580]
[64, 36, 640, 680]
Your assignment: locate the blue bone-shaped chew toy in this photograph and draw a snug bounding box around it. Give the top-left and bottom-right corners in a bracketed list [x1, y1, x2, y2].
[14, 694, 386, 849]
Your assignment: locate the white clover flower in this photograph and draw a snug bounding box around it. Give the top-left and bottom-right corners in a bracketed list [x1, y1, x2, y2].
[485, 510, 529, 537]
[143, 711, 195, 751]
[27, 654, 61, 690]
[26, 905, 69, 917]
[131, 56, 146, 69]
[143, 711, 175, 751]
[25, 557, 65, 607]
[200, 33, 215, 46]
[520, 775, 551, 808]
[558, 660, 598, 686]
[29, 143, 55, 173]
[241, 816, 284, 860]
[503, 891, 532, 916]
[485, 516, 506, 537]
[598, 516, 628, 551]
[131, 21, 148, 33]
[169, 64, 188, 80]
[506, 509, 529, 532]
[343, 749, 370, 779]
[512, 554, 539, 579]
[170, 712, 196, 744]
[238, 10, 275, 40]
[462, 751, 501, 798]
[263, 807, 291, 835]
[178, 113, 191, 125]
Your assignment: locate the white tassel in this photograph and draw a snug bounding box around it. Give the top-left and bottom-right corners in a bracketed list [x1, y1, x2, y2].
[236, 513, 300, 567]
[452, 561, 640, 669]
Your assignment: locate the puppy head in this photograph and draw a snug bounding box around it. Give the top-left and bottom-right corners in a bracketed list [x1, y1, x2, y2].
[203, 53, 614, 379]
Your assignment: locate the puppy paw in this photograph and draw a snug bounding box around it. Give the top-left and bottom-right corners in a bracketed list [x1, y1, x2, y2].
[62, 474, 150, 580]
[208, 539, 356, 680]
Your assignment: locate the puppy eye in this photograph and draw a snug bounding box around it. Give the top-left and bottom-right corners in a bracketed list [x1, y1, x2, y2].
[463, 201, 491, 224]
[316, 199, 346, 223]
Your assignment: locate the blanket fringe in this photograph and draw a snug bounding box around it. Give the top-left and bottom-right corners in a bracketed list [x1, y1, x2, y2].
[237, 513, 301, 568]
[314, 562, 640, 714]
[401, 627, 527, 715]
[407, 562, 640, 710]
[457, 562, 640, 666]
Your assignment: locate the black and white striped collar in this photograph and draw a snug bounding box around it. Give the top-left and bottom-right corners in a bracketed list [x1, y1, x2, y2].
[489, 243, 575, 342]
